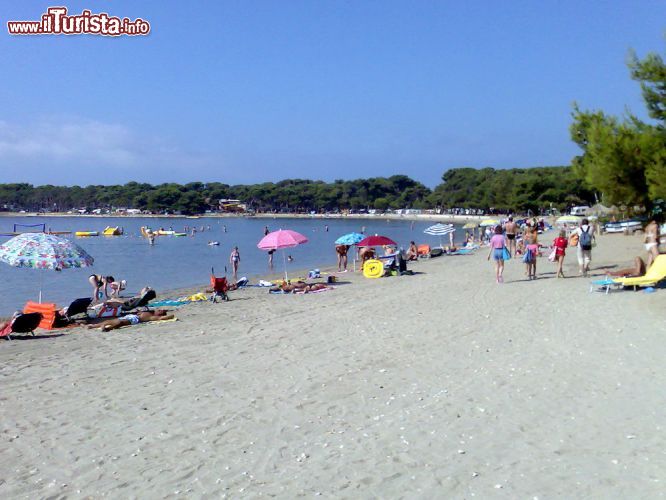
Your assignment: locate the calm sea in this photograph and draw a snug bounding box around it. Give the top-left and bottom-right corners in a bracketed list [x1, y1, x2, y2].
[0, 216, 462, 316]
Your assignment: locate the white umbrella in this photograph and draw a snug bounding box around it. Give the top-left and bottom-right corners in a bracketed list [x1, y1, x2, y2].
[424, 223, 455, 247]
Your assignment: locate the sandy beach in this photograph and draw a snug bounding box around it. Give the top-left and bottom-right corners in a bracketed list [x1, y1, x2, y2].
[1, 233, 664, 498]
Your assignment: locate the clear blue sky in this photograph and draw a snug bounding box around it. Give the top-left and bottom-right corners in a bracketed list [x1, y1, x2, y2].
[1, 0, 664, 187]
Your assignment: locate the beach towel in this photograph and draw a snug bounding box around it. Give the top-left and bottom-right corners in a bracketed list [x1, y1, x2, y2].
[113, 317, 179, 331]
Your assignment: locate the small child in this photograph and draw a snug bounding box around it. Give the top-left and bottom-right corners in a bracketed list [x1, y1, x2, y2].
[552, 230, 568, 278]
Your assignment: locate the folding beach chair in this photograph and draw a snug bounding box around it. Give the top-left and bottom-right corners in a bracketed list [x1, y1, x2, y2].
[121, 289, 157, 311]
[210, 267, 229, 302]
[589, 277, 619, 294]
[1, 312, 43, 340]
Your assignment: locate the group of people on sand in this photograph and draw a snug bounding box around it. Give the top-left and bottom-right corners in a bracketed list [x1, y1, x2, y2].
[88, 274, 126, 301]
[487, 217, 598, 283]
[486, 214, 664, 284]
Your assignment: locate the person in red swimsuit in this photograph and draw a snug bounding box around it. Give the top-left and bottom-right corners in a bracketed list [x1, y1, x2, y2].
[552, 230, 568, 278]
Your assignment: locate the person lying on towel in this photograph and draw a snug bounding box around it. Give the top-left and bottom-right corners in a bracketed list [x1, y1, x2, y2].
[88, 309, 175, 332]
[270, 282, 329, 293]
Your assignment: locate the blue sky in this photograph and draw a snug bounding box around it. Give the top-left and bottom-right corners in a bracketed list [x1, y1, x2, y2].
[1, 0, 664, 187]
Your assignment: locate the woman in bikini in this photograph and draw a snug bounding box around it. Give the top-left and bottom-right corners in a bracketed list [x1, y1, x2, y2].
[645, 220, 660, 267]
[229, 246, 241, 280]
[89, 274, 113, 301]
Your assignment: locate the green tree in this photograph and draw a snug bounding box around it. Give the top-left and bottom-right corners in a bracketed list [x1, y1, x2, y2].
[571, 38, 666, 206]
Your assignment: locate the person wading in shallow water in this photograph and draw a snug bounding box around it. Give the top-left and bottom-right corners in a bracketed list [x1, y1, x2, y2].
[230, 246, 241, 280]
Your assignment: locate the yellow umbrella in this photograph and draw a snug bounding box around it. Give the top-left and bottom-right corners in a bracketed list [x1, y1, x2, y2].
[479, 218, 500, 227]
[556, 215, 582, 225]
[463, 222, 478, 229]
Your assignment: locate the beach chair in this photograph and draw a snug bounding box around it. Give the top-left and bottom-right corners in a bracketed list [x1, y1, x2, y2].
[63, 297, 93, 319]
[121, 289, 157, 311]
[210, 267, 229, 302]
[589, 277, 618, 294]
[1, 312, 43, 340]
[612, 255, 666, 290]
[23, 302, 58, 330]
[417, 244, 431, 258]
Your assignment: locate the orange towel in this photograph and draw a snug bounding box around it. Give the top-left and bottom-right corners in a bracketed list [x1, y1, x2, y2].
[23, 301, 57, 330]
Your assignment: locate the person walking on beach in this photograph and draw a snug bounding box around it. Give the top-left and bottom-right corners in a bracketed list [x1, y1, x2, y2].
[504, 216, 517, 256]
[552, 229, 568, 278]
[336, 244, 349, 272]
[268, 248, 275, 268]
[487, 225, 507, 283]
[574, 218, 595, 277]
[230, 246, 241, 280]
[523, 230, 539, 280]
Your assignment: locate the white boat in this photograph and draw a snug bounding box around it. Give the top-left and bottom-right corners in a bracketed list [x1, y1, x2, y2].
[604, 220, 642, 233]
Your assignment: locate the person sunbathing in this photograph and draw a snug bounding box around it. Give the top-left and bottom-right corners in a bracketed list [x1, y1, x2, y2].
[88, 309, 174, 332]
[406, 241, 418, 261]
[608, 256, 646, 277]
[270, 282, 328, 293]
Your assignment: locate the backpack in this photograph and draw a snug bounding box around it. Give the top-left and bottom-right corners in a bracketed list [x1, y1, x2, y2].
[579, 227, 592, 250]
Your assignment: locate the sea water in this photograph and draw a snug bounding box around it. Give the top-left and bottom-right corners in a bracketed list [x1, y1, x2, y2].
[0, 216, 462, 315]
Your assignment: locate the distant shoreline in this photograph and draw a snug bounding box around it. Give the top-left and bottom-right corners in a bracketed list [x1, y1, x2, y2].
[0, 211, 507, 225]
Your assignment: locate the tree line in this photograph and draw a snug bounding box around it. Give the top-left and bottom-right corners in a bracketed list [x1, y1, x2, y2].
[0, 168, 593, 216]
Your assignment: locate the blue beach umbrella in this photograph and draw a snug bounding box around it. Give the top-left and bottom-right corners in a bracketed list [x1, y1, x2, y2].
[335, 232, 365, 246]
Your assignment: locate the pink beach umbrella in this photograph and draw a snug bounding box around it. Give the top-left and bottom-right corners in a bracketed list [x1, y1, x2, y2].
[257, 229, 309, 280]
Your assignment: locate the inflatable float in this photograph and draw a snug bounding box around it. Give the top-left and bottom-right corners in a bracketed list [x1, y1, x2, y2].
[102, 226, 122, 236]
[362, 259, 384, 279]
[75, 231, 99, 237]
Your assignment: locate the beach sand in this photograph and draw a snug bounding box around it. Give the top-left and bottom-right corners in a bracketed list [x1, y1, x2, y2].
[1, 233, 664, 498]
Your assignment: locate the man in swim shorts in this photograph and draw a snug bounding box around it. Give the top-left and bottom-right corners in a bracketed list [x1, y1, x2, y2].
[335, 244, 349, 271]
[89, 309, 175, 332]
[504, 216, 517, 257]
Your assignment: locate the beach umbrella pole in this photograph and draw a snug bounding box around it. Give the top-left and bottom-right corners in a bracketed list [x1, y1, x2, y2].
[282, 249, 288, 281]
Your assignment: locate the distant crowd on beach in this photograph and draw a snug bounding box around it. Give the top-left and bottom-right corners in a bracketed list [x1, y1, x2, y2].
[484, 215, 663, 284]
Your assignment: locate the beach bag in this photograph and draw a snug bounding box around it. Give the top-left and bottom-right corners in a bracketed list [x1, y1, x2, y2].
[568, 233, 579, 247]
[548, 248, 557, 262]
[501, 247, 511, 261]
[87, 303, 122, 319]
[579, 227, 592, 251]
[522, 247, 534, 263]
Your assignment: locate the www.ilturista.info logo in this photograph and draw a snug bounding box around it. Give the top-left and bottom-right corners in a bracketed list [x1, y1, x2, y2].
[7, 7, 150, 36]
